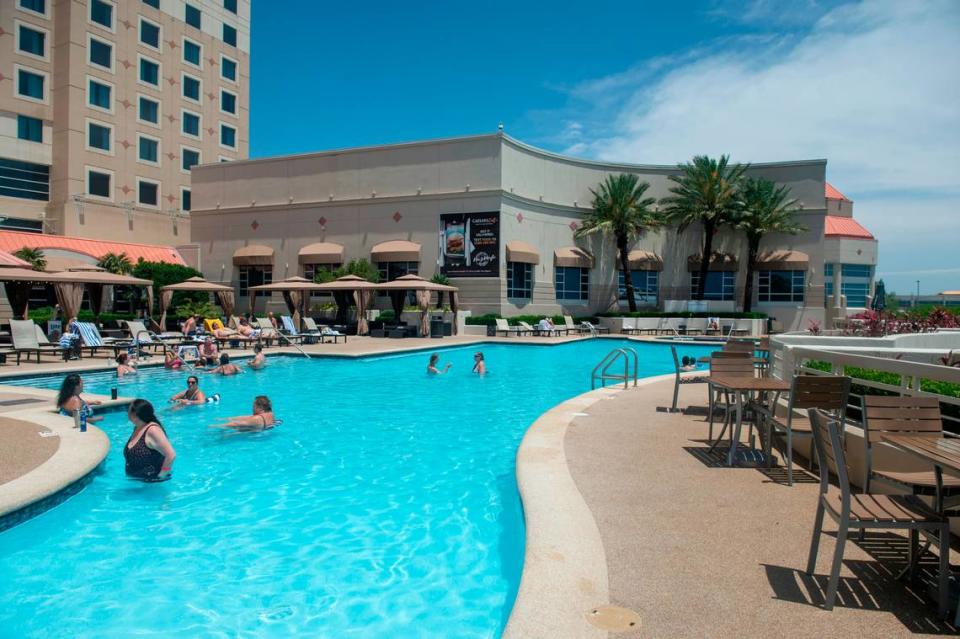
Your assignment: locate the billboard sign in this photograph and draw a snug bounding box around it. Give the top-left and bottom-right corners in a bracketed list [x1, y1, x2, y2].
[438, 212, 500, 277]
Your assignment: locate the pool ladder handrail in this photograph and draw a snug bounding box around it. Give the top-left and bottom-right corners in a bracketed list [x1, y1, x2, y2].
[591, 347, 639, 390]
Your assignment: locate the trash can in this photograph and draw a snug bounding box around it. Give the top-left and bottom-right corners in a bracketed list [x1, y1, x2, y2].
[430, 316, 444, 338]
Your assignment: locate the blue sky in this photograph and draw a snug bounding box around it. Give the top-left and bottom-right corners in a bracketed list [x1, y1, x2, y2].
[250, 1, 960, 295]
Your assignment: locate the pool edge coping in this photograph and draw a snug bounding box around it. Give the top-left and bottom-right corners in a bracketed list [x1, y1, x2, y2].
[504, 372, 677, 639]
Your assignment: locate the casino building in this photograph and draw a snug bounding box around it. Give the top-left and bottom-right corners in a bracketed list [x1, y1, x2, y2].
[189, 132, 878, 331]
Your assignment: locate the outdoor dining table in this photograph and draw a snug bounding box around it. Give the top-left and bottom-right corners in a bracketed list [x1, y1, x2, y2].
[881, 434, 960, 625]
[709, 375, 791, 466]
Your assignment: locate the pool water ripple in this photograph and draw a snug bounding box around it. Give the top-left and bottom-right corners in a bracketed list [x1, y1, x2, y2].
[0, 339, 712, 638]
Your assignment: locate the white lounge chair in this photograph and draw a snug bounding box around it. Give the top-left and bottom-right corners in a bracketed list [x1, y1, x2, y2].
[10, 319, 62, 364]
[563, 315, 589, 335]
[76, 321, 129, 358]
[494, 318, 528, 337]
[279, 315, 307, 344]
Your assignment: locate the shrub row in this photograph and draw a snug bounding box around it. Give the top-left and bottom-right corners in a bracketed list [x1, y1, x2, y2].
[28, 307, 137, 324]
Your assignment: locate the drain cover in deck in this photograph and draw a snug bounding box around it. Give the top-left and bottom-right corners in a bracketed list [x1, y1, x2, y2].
[585, 605, 641, 632]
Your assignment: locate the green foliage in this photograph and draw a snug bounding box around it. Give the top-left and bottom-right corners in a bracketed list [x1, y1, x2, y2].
[96, 251, 134, 274]
[131, 260, 205, 314]
[28, 306, 136, 324]
[430, 273, 450, 286]
[313, 259, 380, 283]
[173, 299, 220, 320]
[13, 247, 46, 271]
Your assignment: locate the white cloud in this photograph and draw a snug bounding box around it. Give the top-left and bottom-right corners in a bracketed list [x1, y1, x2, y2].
[548, 0, 960, 293]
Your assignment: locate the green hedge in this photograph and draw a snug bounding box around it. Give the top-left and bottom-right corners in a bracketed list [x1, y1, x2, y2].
[28, 307, 137, 325]
[596, 311, 766, 319]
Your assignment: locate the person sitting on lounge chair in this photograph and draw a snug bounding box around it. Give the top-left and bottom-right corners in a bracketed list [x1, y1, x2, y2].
[213, 395, 277, 432]
[206, 353, 243, 376]
[237, 318, 260, 338]
[116, 353, 137, 378]
[247, 344, 266, 369]
[171, 375, 206, 405]
[57, 374, 104, 423]
[182, 314, 199, 337]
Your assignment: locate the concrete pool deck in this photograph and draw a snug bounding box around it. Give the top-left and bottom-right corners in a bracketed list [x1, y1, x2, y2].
[2, 334, 950, 636]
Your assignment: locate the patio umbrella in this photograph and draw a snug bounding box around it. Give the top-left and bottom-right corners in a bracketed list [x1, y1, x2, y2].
[160, 276, 235, 329]
[872, 279, 887, 312]
[248, 276, 327, 329]
[313, 275, 378, 334]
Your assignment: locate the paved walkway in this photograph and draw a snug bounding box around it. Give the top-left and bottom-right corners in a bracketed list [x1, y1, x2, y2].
[565, 378, 956, 637]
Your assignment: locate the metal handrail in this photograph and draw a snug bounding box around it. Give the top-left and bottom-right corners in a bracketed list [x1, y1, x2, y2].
[591, 347, 639, 390]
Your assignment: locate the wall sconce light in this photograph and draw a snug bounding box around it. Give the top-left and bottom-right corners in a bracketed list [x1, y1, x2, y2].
[416, 186, 422, 195]
[465, 184, 470, 192]
[371, 190, 376, 198]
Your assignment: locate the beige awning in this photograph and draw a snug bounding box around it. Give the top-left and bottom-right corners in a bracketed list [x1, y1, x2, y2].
[232, 244, 274, 266]
[687, 252, 738, 272]
[298, 242, 345, 265]
[506, 240, 539, 265]
[371, 240, 420, 263]
[756, 250, 809, 270]
[553, 247, 594, 269]
[627, 250, 663, 271]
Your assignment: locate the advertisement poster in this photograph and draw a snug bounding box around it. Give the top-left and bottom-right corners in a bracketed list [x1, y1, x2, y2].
[438, 212, 500, 277]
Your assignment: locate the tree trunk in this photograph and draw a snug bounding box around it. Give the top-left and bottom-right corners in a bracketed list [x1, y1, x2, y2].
[742, 237, 759, 313]
[618, 238, 637, 312]
[695, 221, 715, 301]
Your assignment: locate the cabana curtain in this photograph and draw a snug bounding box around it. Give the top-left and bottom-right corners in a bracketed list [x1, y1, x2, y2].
[87, 283, 105, 318]
[416, 289, 431, 336]
[55, 282, 86, 321]
[353, 289, 373, 335]
[282, 290, 304, 329]
[216, 290, 235, 319]
[159, 290, 174, 329]
[450, 291, 459, 335]
[3, 282, 30, 320]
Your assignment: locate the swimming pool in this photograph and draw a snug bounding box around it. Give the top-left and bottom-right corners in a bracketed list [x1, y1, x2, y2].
[0, 339, 713, 638]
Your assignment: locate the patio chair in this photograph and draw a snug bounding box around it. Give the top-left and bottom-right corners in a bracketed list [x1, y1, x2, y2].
[10, 319, 60, 364]
[563, 315, 589, 335]
[33, 324, 67, 356]
[669, 344, 709, 412]
[302, 317, 325, 339]
[580, 320, 610, 336]
[706, 352, 755, 448]
[279, 315, 307, 344]
[761, 375, 851, 486]
[861, 396, 960, 510]
[805, 408, 950, 617]
[76, 322, 129, 358]
[319, 324, 347, 343]
[635, 318, 660, 334]
[731, 319, 753, 336]
[621, 318, 638, 334]
[495, 318, 527, 337]
[124, 320, 168, 354]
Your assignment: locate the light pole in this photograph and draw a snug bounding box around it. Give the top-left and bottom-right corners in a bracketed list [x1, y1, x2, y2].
[916, 280, 920, 307]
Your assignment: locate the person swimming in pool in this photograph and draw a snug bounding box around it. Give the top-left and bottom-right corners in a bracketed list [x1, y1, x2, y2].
[170, 375, 206, 406]
[56, 374, 104, 423]
[206, 353, 243, 376]
[116, 352, 137, 378]
[472, 351, 487, 376]
[214, 395, 277, 432]
[247, 344, 266, 369]
[427, 353, 451, 375]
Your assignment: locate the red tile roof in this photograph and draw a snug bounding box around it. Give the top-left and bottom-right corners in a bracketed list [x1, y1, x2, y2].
[824, 216, 874, 240]
[825, 182, 850, 201]
[0, 231, 186, 265]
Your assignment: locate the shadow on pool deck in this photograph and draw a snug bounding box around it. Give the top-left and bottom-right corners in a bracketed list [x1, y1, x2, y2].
[564, 377, 958, 638]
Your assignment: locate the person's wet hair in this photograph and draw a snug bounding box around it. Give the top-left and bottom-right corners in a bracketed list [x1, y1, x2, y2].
[253, 395, 272, 412]
[254, 344, 263, 353]
[116, 353, 128, 364]
[187, 375, 199, 386]
[56, 374, 82, 408]
[220, 353, 230, 365]
[128, 398, 161, 428]
[429, 353, 439, 365]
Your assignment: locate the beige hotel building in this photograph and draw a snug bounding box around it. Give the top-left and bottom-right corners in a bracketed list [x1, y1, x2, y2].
[190, 133, 879, 331]
[0, 0, 250, 246]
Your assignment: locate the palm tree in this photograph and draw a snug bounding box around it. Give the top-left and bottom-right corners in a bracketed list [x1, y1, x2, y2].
[97, 251, 133, 275]
[575, 174, 661, 311]
[734, 177, 805, 312]
[660, 155, 747, 300]
[13, 247, 46, 271]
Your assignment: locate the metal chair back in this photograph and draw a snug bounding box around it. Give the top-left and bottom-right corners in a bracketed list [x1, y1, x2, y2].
[709, 351, 753, 377]
[861, 395, 943, 491]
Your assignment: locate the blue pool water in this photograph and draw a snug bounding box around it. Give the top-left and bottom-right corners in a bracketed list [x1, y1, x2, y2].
[0, 339, 712, 638]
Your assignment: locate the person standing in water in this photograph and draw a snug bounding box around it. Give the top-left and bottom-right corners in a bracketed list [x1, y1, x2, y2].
[472, 352, 487, 375]
[124, 399, 176, 481]
[427, 353, 451, 375]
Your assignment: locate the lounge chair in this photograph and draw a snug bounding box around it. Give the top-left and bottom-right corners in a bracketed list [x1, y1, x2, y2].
[10, 319, 61, 364]
[124, 320, 169, 353]
[579, 320, 610, 336]
[494, 318, 528, 337]
[518, 321, 542, 336]
[805, 408, 950, 617]
[302, 317, 325, 340]
[76, 321, 129, 358]
[621, 318, 638, 334]
[319, 325, 346, 343]
[563, 315, 589, 335]
[279, 315, 307, 344]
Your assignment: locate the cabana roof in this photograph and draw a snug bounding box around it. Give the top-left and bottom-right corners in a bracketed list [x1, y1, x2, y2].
[376, 274, 458, 292]
[51, 270, 152, 286]
[313, 274, 379, 291]
[161, 276, 233, 292]
[248, 276, 327, 292]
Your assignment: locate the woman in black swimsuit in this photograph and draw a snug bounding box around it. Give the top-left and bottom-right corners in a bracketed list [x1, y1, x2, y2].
[124, 399, 176, 481]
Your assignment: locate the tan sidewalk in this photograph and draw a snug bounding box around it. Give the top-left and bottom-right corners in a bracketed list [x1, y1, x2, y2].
[565, 378, 956, 638]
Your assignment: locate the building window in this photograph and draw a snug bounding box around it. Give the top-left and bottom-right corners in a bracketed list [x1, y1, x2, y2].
[183, 39, 201, 67]
[137, 179, 159, 207]
[17, 23, 46, 57]
[19, 0, 47, 16]
[302, 263, 341, 281]
[87, 121, 112, 152]
[224, 0, 237, 14]
[90, 0, 113, 30]
[88, 37, 113, 70]
[139, 56, 159, 85]
[17, 115, 42, 142]
[185, 4, 201, 29]
[223, 24, 237, 47]
[220, 123, 236, 148]
[139, 18, 160, 49]
[0, 158, 49, 201]
[758, 270, 805, 303]
[137, 135, 159, 164]
[239, 266, 272, 296]
[87, 168, 111, 198]
[182, 148, 200, 172]
[376, 261, 418, 283]
[555, 267, 588, 301]
[181, 188, 191, 212]
[690, 271, 735, 301]
[841, 264, 873, 307]
[618, 270, 659, 304]
[182, 110, 200, 137]
[182, 74, 201, 102]
[138, 96, 159, 125]
[88, 78, 112, 111]
[221, 56, 237, 82]
[506, 262, 533, 299]
[220, 90, 237, 115]
[141, 0, 159, 8]
[16, 67, 45, 102]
